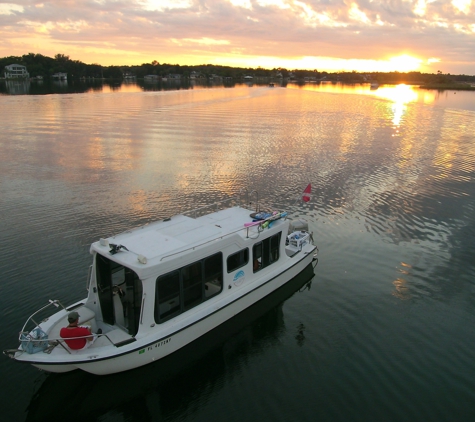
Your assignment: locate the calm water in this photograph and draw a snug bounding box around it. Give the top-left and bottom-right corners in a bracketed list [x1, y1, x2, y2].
[1, 84, 475, 421]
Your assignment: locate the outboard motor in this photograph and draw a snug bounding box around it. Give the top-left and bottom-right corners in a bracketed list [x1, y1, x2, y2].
[288, 219, 309, 235]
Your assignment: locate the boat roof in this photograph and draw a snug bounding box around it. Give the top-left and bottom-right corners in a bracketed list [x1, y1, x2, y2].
[90, 206, 286, 276]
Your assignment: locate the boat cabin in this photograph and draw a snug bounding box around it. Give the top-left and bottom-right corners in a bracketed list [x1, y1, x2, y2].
[85, 207, 289, 338]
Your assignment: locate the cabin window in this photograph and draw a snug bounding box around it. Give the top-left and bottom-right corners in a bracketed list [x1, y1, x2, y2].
[204, 253, 223, 298]
[227, 248, 249, 273]
[155, 252, 223, 323]
[182, 262, 203, 311]
[253, 232, 282, 273]
[270, 233, 280, 263]
[156, 271, 181, 322]
[253, 242, 263, 272]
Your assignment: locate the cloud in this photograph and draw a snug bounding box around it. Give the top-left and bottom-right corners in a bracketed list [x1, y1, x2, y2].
[0, 3, 24, 15]
[0, 0, 473, 73]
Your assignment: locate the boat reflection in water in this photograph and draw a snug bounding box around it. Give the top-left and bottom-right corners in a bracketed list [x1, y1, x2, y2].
[25, 263, 315, 422]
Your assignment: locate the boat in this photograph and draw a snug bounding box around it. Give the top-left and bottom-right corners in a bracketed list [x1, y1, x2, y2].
[370, 82, 379, 90]
[24, 264, 315, 420]
[52, 72, 67, 81]
[4, 190, 318, 375]
[144, 75, 159, 82]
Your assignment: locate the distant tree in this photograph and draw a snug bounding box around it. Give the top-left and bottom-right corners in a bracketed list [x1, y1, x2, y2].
[278, 68, 289, 78]
[1, 52, 474, 82]
[103, 66, 122, 79]
[55, 53, 70, 62]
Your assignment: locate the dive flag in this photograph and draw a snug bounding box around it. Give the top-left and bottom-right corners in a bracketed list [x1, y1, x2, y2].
[302, 183, 311, 202]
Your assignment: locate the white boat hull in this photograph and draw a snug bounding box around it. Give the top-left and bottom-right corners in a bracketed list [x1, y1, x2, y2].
[31, 249, 315, 375]
[7, 199, 319, 376]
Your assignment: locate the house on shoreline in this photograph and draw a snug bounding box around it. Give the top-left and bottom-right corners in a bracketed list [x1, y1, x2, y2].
[4, 64, 29, 79]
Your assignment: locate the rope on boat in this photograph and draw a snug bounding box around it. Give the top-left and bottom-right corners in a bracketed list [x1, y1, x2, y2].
[3, 349, 21, 359]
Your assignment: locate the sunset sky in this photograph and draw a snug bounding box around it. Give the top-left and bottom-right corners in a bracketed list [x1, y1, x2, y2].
[1, 0, 474, 74]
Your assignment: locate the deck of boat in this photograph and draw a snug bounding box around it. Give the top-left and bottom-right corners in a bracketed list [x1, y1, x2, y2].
[90, 206, 275, 270]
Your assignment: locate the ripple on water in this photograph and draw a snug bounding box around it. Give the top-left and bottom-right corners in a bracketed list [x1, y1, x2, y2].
[1, 87, 475, 422]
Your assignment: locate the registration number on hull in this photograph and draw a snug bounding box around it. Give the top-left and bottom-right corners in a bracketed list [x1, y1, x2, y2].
[139, 337, 171, 354]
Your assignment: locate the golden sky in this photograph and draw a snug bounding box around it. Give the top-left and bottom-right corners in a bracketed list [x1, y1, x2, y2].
[0, 0, 474, 74]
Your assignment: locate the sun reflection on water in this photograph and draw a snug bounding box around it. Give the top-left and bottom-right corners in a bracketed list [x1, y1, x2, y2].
[290, 82, 437, 128]
[291, 82, 434, 103]
[375, 84, 419, 126]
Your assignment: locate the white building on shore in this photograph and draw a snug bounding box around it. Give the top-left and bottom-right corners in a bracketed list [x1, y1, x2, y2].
[4, 64, 29, 79]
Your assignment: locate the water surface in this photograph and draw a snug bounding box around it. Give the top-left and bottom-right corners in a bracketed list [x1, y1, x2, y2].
[1, 84, 474, 421]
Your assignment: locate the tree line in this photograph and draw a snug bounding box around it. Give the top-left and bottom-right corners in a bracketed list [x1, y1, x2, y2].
[1, 53, 474, 84]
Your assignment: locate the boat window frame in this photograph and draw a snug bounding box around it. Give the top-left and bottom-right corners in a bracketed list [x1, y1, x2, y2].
[253, 232, 282, 273]
[155, 270, 182, 322]
[154, 252, 223, 324]
[226, 248, 249, 273]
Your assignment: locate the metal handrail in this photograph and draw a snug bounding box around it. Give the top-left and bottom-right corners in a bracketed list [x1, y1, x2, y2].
[19, 299, 67, 336]
[16, 300, 136, 354]
[159, 211, 289, 261]
[18, 330, 125, 350]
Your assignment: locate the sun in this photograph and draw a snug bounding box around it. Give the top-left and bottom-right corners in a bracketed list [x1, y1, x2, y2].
[388, 55, 422, 72]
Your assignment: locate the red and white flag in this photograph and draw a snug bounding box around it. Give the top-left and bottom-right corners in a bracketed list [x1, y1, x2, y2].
[302, 183, 311, 202]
